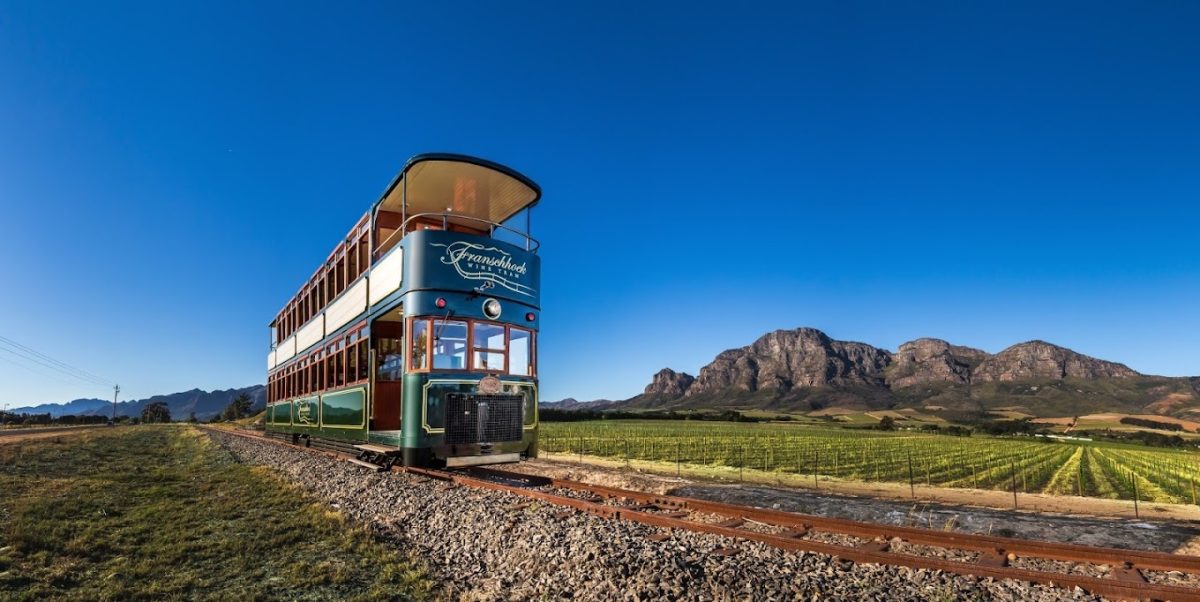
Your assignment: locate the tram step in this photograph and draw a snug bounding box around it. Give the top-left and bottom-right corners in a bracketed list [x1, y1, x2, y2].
[345, 458, 385, 472]
[353, 443, 401, 455]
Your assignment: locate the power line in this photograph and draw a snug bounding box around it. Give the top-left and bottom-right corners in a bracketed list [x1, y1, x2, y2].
[0, 335, 113, 385]
[0, 335, 115, 387]
[0, 352, 110, 391]
[0, 345, 110, 387]
[0, 346, 110, 387]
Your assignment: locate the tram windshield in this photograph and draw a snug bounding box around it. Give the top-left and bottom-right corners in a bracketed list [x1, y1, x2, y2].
[409, 317, 535, 376]
[432, 320, 468, 370]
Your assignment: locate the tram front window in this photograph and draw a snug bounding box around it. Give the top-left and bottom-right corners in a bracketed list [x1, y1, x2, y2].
[473, 322, 505, 372]
[432, 320, 468, 369]
[508, 327, 532, 376]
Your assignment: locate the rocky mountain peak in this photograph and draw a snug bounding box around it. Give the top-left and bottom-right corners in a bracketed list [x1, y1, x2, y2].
[973, 340, 1139, 382]
[622, 327, 1195, 417]
[643, 368, 696, 397]
[887, 338, 990, 387]
[684, 328, 891, 397]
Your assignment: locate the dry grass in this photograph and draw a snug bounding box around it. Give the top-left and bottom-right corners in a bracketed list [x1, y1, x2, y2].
[0, 426, 429, 601]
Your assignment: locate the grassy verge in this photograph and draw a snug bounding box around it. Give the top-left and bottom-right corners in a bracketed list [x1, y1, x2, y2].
[0, 426, 429, 601]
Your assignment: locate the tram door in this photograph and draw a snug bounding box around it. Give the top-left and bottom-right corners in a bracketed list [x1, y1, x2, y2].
[372, 319, 405, 431]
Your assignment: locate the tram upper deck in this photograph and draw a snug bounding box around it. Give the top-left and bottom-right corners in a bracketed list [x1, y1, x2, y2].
[267, 153, 542, 366]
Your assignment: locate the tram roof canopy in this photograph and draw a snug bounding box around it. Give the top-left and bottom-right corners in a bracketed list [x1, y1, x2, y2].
[374, 154, 541, 228]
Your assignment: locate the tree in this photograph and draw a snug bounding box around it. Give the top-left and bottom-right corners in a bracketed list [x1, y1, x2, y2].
[187, 412, 197, 424]
[222, 393, 254, 422]
[141, 402, 171, 424]
[877, 416, 896, 431]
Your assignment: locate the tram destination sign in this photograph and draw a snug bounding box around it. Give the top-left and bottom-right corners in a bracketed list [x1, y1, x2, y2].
[410, 230, 540, 304]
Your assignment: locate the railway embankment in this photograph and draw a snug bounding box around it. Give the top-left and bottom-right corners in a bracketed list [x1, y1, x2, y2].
[207, 429, 1109, 601]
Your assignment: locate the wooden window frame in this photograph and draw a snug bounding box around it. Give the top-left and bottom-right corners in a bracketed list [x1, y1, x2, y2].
[406, 317, 537, 377]
[508, 326, 535, 377]
[408, 317, 429, 372]
[472, 322, 508, 375]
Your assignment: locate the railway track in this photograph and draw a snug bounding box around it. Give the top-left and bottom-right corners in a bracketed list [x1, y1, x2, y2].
[205, 426, 1200, 601]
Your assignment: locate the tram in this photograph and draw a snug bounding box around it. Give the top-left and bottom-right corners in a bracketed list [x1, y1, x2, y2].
[264, 154, 540, 467]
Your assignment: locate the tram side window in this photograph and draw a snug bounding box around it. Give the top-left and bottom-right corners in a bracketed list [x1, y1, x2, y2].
[345, 337, 357, 385]
[509, 328, 532, 376]
[334, 343, 346, 388]
[325, 346, 336, 389]
[357, 339, 369, 381]
[432, 320, 468, 370]
[298, 360, 306, 395]
[308, 358, 315, 394]
[316, 352, 325, 391]
[410, 319, 429, 370]
[378, 336, 404, 381]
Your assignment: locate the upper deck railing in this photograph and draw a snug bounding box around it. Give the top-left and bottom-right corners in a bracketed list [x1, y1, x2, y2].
[374, 211, 540, 258]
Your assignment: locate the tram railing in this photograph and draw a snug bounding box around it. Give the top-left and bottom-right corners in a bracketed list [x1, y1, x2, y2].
[377, 212, 540, 253]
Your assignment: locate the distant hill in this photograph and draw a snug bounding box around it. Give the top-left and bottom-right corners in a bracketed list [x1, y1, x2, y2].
[539, 397, 620, 411]
[7, 397, 110, 418]
[607, 328, 1200, 419]
[10, 386, 266, 422]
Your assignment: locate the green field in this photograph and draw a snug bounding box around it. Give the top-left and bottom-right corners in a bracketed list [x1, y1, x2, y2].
[541, 420, 1200, 504]
[0, 426, 429, 601]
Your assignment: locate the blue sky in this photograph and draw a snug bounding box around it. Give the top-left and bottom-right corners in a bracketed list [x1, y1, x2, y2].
[1, 1, 1197, 405]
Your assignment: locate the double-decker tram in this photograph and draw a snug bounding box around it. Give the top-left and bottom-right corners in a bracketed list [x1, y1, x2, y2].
[265, 154, 540, 467]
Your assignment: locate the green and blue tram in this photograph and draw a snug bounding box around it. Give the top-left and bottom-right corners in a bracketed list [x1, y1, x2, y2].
[264, 154, 540, 467]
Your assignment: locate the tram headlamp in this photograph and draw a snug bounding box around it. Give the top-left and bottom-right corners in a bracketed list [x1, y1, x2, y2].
[435, 297, 447, 309]
[525, 312, 535, 322]
[483, 298, 502, 319]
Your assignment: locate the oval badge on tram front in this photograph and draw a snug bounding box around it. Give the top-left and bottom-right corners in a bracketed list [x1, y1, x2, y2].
[478, 375, 502, 395]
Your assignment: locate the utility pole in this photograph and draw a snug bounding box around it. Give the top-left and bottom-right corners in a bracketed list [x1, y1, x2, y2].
[112, 384, 120, 425]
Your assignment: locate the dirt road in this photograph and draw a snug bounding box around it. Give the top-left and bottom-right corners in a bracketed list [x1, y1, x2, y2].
[0, 425, 108, 444]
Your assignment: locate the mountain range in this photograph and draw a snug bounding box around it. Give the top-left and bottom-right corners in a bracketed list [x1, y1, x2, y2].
[547, 328, 1200, 419]
[8, 386, 266, 421]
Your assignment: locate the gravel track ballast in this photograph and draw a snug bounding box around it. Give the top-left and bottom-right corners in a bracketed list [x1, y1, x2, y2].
[208, 431, 1106, 601]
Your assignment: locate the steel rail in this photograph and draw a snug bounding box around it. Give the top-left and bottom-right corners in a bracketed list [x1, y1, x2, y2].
[202, 427, 1200, 602]
[534, 474, 1200, 574]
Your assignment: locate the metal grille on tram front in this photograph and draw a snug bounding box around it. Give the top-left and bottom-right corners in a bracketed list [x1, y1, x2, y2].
[445, 393, 524, 445]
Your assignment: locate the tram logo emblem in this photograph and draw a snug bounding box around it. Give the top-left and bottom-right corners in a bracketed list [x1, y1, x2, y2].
[431, 241, 535, 297]
[478, 375, 503, 394]
[295, 399, 316, 425]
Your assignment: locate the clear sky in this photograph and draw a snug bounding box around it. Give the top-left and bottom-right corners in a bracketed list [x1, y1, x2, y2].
[1, 1, 1197, 406]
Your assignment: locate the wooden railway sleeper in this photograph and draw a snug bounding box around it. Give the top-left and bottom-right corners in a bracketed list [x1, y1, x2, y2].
[976, 548, 1010, 569]
[1112, 562, 1148, 584]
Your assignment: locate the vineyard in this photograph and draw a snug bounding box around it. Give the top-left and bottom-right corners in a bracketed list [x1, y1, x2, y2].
[540, 420, 1200, 505]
